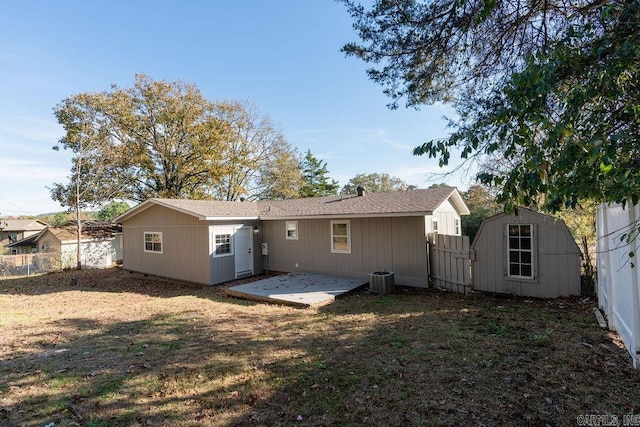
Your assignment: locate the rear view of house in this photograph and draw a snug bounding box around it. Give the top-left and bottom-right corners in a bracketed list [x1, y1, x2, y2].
[116, 187, 469, 287]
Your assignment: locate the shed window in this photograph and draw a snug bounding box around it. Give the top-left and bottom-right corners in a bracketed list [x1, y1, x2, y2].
[454, 218, 460, 235]
[215, 234, 232, 256]
[432, 218, 439, 233]
[144, 232, 163, 253]
[507, 224, 534, 279]
[331, 220, 351, 253]
[286, 221, 298, 240]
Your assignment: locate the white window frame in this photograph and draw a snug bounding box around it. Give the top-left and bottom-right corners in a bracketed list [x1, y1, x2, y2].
[454, 218, 460, 235]
[507, 224, 534, 279]
[432, 218, 439, 233]
[144, 232, 163, 254]
[212, 226, 235, 258]
[331, 220, 351, 254]
[285, 221, 299, 240]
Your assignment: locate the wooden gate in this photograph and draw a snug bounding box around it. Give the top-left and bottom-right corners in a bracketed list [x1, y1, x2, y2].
[427, 234, 472, 293]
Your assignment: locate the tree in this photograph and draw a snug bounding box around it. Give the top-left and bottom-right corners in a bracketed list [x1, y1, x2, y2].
[97, 201, 131, 221]
[461, 185, 501, 240]
[208, 101, 300, 201]
[342, 1, 639, 213]
[340, 172, 414, 194]
[53, 74, 229, 204]
[255, 148, 304, 200]
[341, 0, 591, 108]
[299, 150, 339, 197]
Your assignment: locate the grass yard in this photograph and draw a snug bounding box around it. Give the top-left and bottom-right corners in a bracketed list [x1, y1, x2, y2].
[1, 268, 639, 426]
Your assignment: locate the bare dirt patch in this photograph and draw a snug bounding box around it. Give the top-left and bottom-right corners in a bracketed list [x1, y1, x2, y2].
[1, 268, 638, 426]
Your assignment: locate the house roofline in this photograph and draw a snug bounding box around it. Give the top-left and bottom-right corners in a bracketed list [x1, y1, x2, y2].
[259, 212, 434, 220]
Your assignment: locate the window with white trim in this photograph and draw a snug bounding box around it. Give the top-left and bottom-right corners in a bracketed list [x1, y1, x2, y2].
[144, 232, 163, 253]
[507, 224, 533, 279]
[286, 221, 298, 240]
[432, 218, 439, 233]
[214, 233, 232, 256]
[331, 220, 351, 253]
[454, 218, 460, 235]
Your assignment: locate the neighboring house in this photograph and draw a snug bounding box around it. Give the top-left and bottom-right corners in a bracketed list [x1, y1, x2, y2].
[0, 219, 48, 254]
[35, 221, 123, 269]
[116, 187, 469, 287]
[471, 208, 581, 298]
[5, 231, 44, 254]
[596, 203, 640, 368]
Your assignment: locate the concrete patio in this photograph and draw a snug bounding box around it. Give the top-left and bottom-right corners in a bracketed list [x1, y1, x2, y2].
[225, 272, 368, 307]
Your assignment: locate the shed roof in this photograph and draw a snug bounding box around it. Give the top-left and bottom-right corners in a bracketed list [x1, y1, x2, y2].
[471, 207, 580, 254]
[35, 222, 122, 243]
[116, 187, 469, 222]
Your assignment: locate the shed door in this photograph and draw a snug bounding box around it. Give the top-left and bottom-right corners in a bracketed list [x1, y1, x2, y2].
[234, 226, 253, 277]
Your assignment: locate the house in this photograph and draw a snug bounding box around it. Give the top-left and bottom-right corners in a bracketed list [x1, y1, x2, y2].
[596, 203, 640, 368]
[35, 221, 123, 269]
[0, 219, 48, 254]
[471, 208, 581, 298]
[115, 187, 469, 287]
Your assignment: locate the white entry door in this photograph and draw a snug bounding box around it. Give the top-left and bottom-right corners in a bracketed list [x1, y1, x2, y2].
[234, 226, 253, 277]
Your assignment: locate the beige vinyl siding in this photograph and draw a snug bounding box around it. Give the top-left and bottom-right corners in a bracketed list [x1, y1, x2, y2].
[122, 204, 211, 284]
[471, 209, 580, 298]
[263, 216, 428, 286]
[429, 199, 462, 235]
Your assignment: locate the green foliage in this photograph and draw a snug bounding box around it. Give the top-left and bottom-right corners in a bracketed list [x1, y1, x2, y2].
[52, 212, 70, 226]
[341, 0, 581, 108]
[97, 201, 130, 221]
[299, 150, 339, 197]
[462, 185, 501, 241]
[340, 172, 414, 194]
[343, 1, 639, 213]
[419, 2, 640, 212]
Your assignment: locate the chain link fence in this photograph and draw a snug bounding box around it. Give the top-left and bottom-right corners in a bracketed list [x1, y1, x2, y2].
[0, 253, 61, 278]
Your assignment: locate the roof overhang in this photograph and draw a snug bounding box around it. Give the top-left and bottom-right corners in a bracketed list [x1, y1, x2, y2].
[446, 189, 471, 215]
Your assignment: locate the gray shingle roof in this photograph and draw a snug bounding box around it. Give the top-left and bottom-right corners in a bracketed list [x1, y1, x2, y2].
[117, 187, 467, 222]
[258, 187, 459, 218]
[146, 198, 260, 219]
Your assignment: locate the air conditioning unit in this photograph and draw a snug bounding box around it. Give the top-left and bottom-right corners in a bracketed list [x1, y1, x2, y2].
[369, 271, 395, 294]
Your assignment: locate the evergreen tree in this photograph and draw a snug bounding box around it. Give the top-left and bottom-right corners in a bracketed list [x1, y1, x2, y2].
[299, 150, 339, 197]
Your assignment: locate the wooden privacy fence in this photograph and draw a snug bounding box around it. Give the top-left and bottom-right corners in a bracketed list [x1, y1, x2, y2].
[427, 233, 472, 293]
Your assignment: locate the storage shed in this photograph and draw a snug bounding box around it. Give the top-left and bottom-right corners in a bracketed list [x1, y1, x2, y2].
[471, 208, 580, 298]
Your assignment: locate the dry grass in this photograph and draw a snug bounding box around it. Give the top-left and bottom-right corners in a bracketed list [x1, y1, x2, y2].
[1, 268, 638, 426]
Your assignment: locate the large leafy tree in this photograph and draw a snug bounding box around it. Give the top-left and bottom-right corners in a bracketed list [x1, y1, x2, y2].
[340, 172, 415, 194]
[342, 0, 639, 212]
[53, 74, 229, 204]
[299, 150, 339, 197]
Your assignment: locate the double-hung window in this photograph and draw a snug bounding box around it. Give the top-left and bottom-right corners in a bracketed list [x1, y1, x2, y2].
[331, 220, 351, 253]
[507, 224, 533, 279]
[215, 233, 232, 256]
[286, 221, 298, 240]
[144, 232, 163, 254]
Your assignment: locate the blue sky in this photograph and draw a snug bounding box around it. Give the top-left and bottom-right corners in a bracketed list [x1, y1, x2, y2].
[0, 1, 470, 216]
